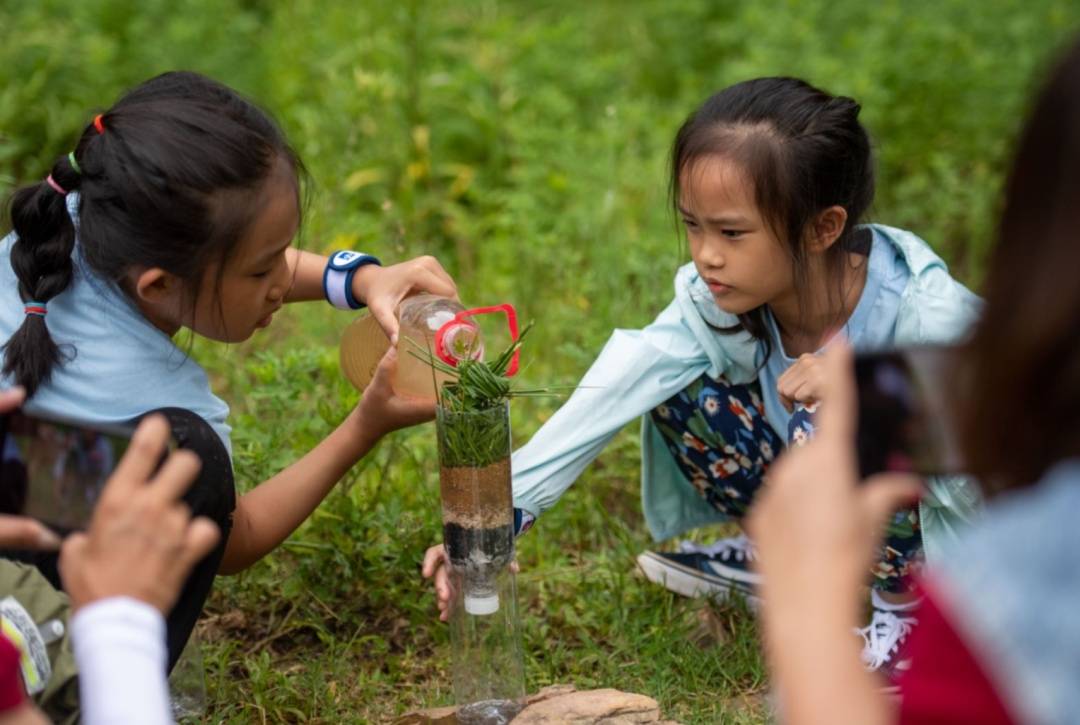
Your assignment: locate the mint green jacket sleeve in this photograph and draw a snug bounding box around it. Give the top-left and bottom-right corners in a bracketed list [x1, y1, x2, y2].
[511, 263, 760, 521]
[511, 296, 711, 519]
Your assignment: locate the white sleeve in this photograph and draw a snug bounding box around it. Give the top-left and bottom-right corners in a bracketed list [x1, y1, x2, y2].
[512, 298, 711, 518]
[70, 597, 173, 725]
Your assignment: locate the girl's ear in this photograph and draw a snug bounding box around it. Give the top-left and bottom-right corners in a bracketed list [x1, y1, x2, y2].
[132, 267, 182, 306]
[127, 267, 187, 335]
[807, 205, 849, 253]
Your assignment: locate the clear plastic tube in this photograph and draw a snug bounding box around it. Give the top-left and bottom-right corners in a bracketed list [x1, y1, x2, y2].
[447, 567, 525, 724]
[437, 402, 525, 722]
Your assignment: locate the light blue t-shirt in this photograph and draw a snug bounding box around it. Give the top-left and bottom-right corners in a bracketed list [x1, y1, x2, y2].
[0, 194, 232, 455]
[757, 228, 910, 437]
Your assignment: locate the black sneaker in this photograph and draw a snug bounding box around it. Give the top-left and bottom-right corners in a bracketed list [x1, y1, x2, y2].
[636, 534, 761, 604]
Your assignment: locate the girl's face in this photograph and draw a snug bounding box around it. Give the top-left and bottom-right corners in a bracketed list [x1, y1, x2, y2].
[679, 156, 795, 315]
[187, 160, 299, 342]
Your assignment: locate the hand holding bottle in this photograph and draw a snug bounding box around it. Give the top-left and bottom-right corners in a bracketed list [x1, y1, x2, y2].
[352, 256, 458, 344]
[422, 543, 453, 622]
[422, 542, 521, 622]
[349, 347, 436, 446]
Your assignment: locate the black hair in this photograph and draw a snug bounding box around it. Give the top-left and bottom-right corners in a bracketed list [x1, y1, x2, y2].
[670, 77, 875, 359]
[960, 38, 1080, 495]
[3, 71, 304, 396]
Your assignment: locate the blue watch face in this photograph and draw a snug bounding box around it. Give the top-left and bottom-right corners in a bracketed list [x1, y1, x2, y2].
[328, 250, 370, 271]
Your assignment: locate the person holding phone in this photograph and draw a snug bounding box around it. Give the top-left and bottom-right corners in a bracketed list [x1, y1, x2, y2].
[751, 37, 1080, 725]
[2, 387, 218, 725]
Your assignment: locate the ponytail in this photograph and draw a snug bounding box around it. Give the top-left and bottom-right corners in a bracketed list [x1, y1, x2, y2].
[2, 152, 83, 396]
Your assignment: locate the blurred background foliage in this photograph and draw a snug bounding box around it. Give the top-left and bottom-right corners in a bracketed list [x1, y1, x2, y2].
[2, 1, 1078, 722]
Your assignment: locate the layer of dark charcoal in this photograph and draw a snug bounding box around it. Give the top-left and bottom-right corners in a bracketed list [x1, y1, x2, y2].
[444, 521, 513, 568]
[444, 521, 514, 599]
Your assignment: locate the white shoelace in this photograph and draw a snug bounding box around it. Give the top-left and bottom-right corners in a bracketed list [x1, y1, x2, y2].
[678, 533, 757, 562]
[857, 610, 917, 671]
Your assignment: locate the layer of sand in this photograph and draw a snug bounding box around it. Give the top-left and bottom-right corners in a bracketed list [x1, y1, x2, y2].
[440, 458, 512, 527]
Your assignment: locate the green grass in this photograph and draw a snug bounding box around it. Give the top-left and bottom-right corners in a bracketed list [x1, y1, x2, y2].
[4, 0, 1080, 722]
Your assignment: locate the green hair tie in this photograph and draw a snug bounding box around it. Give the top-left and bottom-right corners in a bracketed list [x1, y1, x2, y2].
[68, 151, 81, 175]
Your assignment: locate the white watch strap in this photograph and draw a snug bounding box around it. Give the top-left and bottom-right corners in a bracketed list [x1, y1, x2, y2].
[325, 266, 353, 310]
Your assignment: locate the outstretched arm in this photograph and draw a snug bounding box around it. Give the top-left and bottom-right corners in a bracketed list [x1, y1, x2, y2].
[512, 297, 712, 519]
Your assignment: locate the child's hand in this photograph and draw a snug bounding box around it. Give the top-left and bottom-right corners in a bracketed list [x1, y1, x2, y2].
[421, 543, 520, 622]
[353, 256, 458, 344]
[0, 514, 63, 551]
[58, 415, 221, 614]
[353, 347, 436, 441]
[421, 543, 453, 622]
[777, 353, 828, 413]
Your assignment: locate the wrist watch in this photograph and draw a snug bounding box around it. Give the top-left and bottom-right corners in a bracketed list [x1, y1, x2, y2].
[323, 250, 382, 310]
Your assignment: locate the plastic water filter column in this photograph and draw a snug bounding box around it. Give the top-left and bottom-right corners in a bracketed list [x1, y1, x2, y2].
[436, 402, 525, 724]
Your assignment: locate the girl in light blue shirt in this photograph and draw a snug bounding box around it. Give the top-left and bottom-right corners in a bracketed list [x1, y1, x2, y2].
[1, 71, 455, 675]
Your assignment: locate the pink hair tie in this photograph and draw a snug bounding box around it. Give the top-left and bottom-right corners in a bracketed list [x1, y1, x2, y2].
[45, 174, 68, 196]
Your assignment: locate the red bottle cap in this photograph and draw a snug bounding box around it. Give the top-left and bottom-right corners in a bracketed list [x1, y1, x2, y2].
[434, 303, 520, 376]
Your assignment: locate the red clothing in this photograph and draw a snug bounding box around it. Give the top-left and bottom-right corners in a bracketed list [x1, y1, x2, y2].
[0, 634, 26, 712]
[897, 584, 1016, 725]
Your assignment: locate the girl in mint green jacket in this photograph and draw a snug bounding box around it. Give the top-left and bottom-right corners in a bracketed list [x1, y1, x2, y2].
[428, 77, 981, 678]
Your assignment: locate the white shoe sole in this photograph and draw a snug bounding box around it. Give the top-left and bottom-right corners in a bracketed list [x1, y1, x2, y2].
[636, 552, 760, 607]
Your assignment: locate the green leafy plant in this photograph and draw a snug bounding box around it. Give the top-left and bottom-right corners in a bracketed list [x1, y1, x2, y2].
[435, 322, 537, 412]
[410, 322, 559, 468]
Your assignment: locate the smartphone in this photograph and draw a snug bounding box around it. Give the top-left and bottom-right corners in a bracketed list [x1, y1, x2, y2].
[0, 409, 136, 532]
[854, 346, 964, 478]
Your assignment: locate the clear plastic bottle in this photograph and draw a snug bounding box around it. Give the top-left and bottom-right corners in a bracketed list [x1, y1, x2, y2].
[447, 566, 525, 724]
[437, 401, 525, 723]
[395, 295, 483, 399]
[339, 295, 483, 400]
